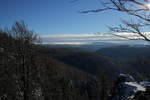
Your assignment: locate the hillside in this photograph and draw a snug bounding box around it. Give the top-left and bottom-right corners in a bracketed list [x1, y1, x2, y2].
[96, 45, 150, 80]
[41, 47, 121, 77]
[96, 45, 150, 61]
[0, 22, 112, 100]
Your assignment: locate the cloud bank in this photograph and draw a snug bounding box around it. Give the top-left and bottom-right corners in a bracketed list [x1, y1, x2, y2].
[41, 33, 150, 45]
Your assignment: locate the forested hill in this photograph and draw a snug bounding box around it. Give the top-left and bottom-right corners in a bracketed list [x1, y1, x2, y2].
[96, 45, 150, 61]
[0, 22, 113, 100]
[37, 46, 122, 77]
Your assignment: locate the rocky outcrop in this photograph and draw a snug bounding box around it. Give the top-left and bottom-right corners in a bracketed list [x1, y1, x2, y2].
[110, 74, 150, 100]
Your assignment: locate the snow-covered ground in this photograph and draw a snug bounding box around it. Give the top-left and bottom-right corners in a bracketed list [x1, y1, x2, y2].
[111, 73, 150, 100]
[122, 82, 146, 99]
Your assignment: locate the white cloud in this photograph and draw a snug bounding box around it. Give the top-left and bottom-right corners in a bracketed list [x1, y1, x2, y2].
[40, 33, 150, 45]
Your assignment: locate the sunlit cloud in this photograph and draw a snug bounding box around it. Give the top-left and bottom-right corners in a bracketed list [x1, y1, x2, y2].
[42, 42, 90, 45]
[41, 32, 150, 45]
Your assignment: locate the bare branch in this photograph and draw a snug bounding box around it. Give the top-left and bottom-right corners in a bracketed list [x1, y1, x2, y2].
[109, 20, 150, 42]
[80, 8, 110, 13]
[111, 33, 143, 40]
[79, 0, 150, 42]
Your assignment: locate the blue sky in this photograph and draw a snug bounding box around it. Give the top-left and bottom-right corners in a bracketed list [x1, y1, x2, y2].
[0, 0, 131, 35]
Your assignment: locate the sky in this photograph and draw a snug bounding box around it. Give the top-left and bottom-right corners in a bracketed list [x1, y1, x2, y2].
[0, 0, 131, 35]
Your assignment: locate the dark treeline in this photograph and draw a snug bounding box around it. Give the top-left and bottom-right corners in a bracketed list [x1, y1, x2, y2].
[0, 21, 112, 100]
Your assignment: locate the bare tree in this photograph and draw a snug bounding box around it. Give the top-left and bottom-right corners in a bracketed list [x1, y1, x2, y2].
[10, 21, 37, 100]
[80, 0, 150, 42]
[11, 21, 37, 43]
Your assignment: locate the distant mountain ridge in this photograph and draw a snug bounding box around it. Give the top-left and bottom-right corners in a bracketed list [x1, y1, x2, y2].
[96, 45, 150, 61]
